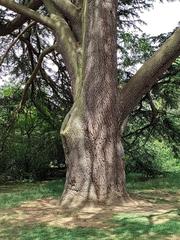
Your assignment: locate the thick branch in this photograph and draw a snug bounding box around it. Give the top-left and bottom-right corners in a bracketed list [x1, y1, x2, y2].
[119, 28, 180, 122]
[52, 0, 80, 22]
[0, 0, 42, 36]
[55, 16, 81, 91]
[0, 0, 54, 29]
[51, 0, 82, 40]
[43, 0, 81, 96]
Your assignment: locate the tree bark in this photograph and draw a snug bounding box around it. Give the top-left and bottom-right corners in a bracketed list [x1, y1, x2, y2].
[0, 0, 179, 209]
[60, 0, 128, 208]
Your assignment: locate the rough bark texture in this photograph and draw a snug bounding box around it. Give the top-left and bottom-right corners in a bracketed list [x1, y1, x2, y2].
[60, 0, 128, 208]
[0, 0, 179, 210]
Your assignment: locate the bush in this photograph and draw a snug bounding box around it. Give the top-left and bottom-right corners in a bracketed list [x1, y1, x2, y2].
[125, 139, 179, 177]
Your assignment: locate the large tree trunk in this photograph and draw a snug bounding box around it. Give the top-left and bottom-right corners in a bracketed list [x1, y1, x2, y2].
[0, 0, 179, 210]
[60, 0, 128, 208]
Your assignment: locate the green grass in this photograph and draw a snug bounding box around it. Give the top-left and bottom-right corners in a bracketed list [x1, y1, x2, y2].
[111, 211, 180, 240]
[0, 212, 180, 240]
[0, 173, 179, 240]
[0, 179, 65, 209]
[126, 172, 180, 205]
[0, 172, 179, 209]
[0, 224, 109, 240]
[127, 172, 180, 192]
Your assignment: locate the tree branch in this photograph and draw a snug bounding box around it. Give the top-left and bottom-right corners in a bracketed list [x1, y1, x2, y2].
[17, 44, 57, 111]
[51, 0, 82, 40]
[146, 92, 158, 119]
[43, 0, 81, 96]
[0, 0, 42, 36]
[0, 0, 54, 29]
[0, 21, 36, 67]
[52, 0, 81, 22]
[119, 28, 180, 122]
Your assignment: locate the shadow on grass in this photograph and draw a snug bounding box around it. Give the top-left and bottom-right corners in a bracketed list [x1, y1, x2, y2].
[127, 172, 180, 206]
[0, 224, 109, 240]
[1, 210, 180, 240]
[111, 210, 180, 240]
[0, 179, 65, 209]
[0, 172, 179, 209]
[0, 173, 180, 239]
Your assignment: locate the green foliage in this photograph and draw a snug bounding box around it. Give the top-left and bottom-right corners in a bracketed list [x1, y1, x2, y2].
[124, 57, 180, 176]
[0, 86, 66, 181]
[125, 139, 179, 177]
[0, 86, 16, 97]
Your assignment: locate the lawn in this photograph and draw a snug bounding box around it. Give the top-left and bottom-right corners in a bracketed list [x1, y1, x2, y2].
[0, 173, 179, 240]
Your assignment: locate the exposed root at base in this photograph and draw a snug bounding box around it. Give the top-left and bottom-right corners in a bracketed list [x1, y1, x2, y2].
[59, 190, 138, 212]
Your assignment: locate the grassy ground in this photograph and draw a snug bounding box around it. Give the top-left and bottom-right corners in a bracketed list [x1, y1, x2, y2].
[0, 172, 179, 240]
[0, 179, 64, 209]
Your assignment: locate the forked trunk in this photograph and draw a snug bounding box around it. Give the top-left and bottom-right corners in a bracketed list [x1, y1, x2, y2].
[60, 0, 128, 208]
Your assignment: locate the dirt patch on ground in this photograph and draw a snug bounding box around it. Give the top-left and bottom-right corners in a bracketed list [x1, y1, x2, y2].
[0, 193, 179, 229]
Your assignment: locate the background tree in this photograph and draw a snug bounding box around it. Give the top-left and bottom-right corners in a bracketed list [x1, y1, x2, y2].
[0, 0, 179, 208]
[0, 85, 67, 181]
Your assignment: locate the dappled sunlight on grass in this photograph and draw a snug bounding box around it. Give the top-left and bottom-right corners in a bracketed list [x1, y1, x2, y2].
[0, 179, 65, 209]
[0, 173, 179, 239]
[111, 210, 180, 240]
[0, 223, 111, 240]
[0, 209, 179, 240]
[127, 172, 180, 207]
